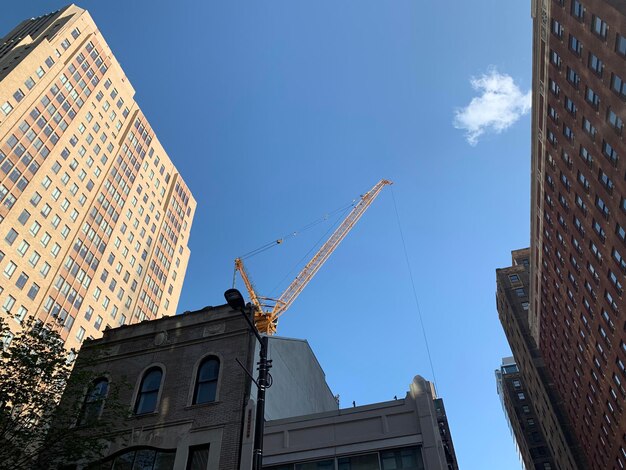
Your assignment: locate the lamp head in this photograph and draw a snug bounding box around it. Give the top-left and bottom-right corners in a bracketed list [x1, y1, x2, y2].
[224, 288, 246, 311]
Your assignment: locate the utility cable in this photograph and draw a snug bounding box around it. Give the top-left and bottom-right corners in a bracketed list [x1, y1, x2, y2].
[390, 186, 438, 392]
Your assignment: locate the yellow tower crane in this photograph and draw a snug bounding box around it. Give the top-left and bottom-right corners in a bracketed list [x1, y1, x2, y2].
[234, 179, 392, 334]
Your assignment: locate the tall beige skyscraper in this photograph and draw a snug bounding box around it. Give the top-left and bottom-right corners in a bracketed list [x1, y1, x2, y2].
[0, 5, 196, 351]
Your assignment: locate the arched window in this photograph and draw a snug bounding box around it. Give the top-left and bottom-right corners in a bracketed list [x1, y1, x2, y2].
[135, 367, 162, 414]
[79, 377, 108, 425]
[193, 357, 219, 405]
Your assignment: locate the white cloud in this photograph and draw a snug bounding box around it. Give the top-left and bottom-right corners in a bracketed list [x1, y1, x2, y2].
[453, 68, 531, 146]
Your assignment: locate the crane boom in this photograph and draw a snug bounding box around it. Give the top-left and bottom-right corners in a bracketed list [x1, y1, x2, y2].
[235, 179, 392, 334]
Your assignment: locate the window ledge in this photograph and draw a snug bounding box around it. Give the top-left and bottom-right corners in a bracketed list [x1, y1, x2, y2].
[126, 411, 159, 420]
[184, 401, 220, 411]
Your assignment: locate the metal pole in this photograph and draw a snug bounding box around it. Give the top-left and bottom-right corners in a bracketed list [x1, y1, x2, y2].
[253, 335, 269, 470]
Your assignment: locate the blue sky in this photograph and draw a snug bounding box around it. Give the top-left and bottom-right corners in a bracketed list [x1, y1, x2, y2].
[2, 2, 533, 468]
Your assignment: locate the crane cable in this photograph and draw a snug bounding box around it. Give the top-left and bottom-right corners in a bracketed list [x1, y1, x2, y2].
[390, 186, 438, 393]
[268, 205, 353, 298]
[237, 201, 358, 261]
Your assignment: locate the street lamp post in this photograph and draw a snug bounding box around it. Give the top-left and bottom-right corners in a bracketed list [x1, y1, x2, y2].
[224, 289, 271, 470]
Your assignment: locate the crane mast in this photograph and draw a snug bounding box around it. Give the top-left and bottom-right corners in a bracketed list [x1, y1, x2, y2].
[235, 179, 392, 335]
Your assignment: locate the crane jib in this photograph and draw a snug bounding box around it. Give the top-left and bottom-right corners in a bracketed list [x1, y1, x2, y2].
[234, 179, 392, 335]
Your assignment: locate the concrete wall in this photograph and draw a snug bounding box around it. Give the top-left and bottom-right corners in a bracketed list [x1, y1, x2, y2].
[261, 336, 338, 420]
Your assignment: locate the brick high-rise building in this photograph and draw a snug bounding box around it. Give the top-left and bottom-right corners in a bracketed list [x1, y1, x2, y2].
[497, 249, 581, 470]
[0, 5, 196, 351]
[529, 0, 626, 467]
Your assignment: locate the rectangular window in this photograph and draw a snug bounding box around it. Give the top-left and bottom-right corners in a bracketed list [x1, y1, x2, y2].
[592, 15, 608, 39]
[608, 109, 624, 134]
[588, 52, 603, 76]
[15, 272, 28, 289]
[40, 262, 51, 278]
[567, 67, 580, 87]
[28, 251, 40, 267]
[586, 87, 600, 108]
[569, 35, 582, 55]
[564, 96, 577, 116]
[582, 117, 597, 140]
[1, 102, 13, 116]
[617, 34, 626, 56]
[27, 283, 40, 300]
[550, 50, 562, 68]
[612, 74, 626, 98]
[5, 228, 18, 245]
[2, 296, 16, 313]
[571, 0, 584, 20]
[602, 140, 619, 165]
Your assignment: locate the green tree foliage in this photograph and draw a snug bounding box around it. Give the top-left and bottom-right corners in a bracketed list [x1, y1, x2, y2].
[0, 318, 126, 469]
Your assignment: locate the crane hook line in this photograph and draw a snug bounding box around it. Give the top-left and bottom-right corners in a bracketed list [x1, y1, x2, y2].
[390, 186, 438, 393]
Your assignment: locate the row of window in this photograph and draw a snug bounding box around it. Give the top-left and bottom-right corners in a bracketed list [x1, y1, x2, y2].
[82, 356, 220, 423]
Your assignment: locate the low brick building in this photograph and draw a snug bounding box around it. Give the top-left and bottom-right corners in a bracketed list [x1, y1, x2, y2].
[57, 304, 256, 469]
[54, 303, 338, 469]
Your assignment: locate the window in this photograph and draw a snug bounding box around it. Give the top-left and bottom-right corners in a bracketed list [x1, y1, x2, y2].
[617, 34, 626, 57]
[15, 306, 27, 322]
[380, 447, 424, 470]
[612, 74, 626, 99]
[551, 50, 562, 68]
[567, 67, 580, 87]
[600, 141, 618, 166]
[193, 357, 219, 405]
[186, 445, 211, 470]
[599, 170, 614, 192]
[608, 109, 624, 133]
[585, 87, 600, 109]
[30, 192, 41, 206]
[40, 232, 51, 247]
[571, 0, 584, 20]
[40, 262, 50, 278]
[102, 448, 176, 469]
[5, 228, 18, 245]
[569, 35, 582, 55]
[79, 378, 109, 425]
[589, 52, 603, 76]
[3, 261, 17, 278]
[563, 124, 574, 141]
[1, 102, 13, 116]
[592, 15, 608, 39]
[13, 89, 24, 102]
[27, 283, 39, 300]
[549, 78, 560, 96]
[552, 19, 564, 38]
[28, 251, 40, 267]
[15, 273, 28, 290]
[582, 117, 597, 139]
[2, 296, 15, 313]
[593, 219, 606, 241]
[565, 96, 577, 116]
[135, 368, 162, 414]
[17, 209, 30, 225]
